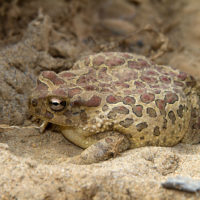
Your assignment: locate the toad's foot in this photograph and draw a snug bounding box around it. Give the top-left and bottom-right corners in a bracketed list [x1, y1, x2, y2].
[66, 134, 130, 165]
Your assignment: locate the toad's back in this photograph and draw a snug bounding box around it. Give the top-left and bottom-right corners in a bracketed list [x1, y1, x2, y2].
[30, 52, 200, 149]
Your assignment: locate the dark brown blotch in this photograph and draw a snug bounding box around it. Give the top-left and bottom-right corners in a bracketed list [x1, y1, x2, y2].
[155, 99, 166, 116]
[191, 108, 198, 118]
[76, 75, 87, 85]
[80, 110, 88, 123]
[102, 105, 109, 111]
[72, 95, 101, 107]
[36, 80, 49, 91]
[128, 59, 150, 70]
[106, 95, 122, 104]
[136, 122, 148, 132]
[134, 81, 146, 88]
[84, 95, 102, 107]
[168, 110, 176, 124]
[140, 75, 158, 84]
[123, 96, 136, 106]
[133, 88, 147, 95]
[59, 72, 76, 79]
[128, 61, 141, 69]
[119, 118, 134, 128]
[107, 111, 116, 119]
[192, 118, 200, 129]
[106, 56, 125, 67]
[177, 105, 184, 118]
[137, 59, 150, 67]
[153, 126, 160, 136]
[98, 67, 112, 82]
[164, 92, 179, 104]
[84, 85, 98, 91]
[159, 76, 171, 84]
[146, 107, 157, 118]
[114, 81, 130, 88]
[154, 90, 161, 94]
[162, 118, 167, 129]
[93, 55, 105, 66]
[112, 106, 129, 115]
[186, 76, 196, 87]
[192, 123, 198, 129]
[132, 105, 143, 117]
[68, 88, 82, 98]
[174, 81, 184, 87]
[177, 71, 187, 81]
[42, 71, 65, 85]
[76, 69, 97, 86]
[140, 93, 155, 104]
[146, 70, 159, 76]
[140, 136, 144, 140]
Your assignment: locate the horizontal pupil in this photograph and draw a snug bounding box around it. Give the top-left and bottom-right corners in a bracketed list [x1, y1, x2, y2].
[49, 101, 59, 106]
[50, 101, 66, 106]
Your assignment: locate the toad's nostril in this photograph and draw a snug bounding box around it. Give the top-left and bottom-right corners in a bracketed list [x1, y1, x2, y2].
[32, 99, 38, 107]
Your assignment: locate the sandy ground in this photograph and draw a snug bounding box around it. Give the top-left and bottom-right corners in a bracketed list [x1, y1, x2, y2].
[0, 0, 200, 199]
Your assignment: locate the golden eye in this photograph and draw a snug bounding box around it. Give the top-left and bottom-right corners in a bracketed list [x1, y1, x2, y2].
[49, 98, 66, 112]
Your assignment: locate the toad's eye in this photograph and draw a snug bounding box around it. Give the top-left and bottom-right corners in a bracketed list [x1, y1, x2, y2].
[49, 98, 66, 112]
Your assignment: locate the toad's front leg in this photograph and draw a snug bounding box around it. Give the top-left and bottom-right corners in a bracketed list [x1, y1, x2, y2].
[61, 129, 130, 164]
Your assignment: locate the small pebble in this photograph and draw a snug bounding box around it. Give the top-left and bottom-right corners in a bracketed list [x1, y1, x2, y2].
[162, 176, 200, 193]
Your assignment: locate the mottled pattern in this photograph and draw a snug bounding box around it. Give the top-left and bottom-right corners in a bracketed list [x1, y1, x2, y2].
[29, 52, 200, 150]
[136, 122, 148, 132]
[132, 105, 143, 117]
[147, 107, 157, 118]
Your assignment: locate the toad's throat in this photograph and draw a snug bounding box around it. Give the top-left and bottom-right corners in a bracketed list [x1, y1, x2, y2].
[60, 126, 97, 149]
